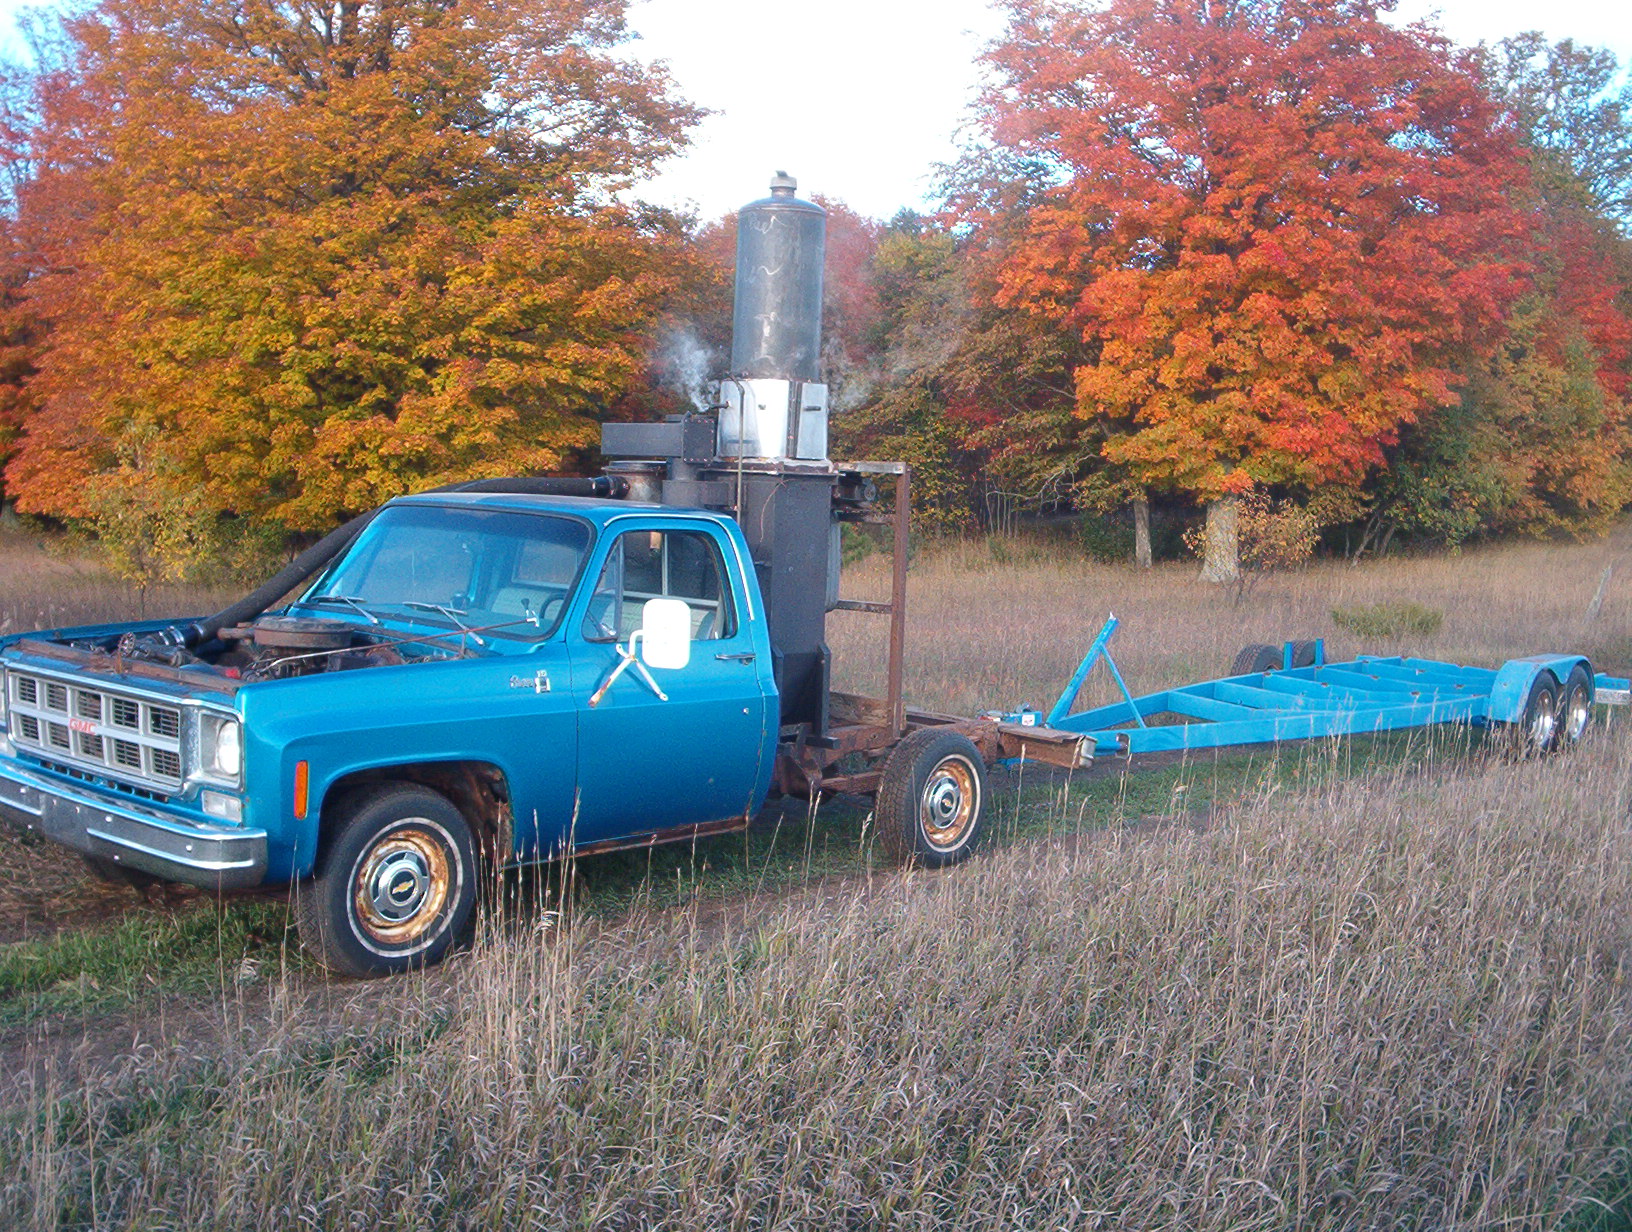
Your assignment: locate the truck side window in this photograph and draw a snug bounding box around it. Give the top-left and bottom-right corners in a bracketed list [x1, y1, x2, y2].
[582, 530, 736, 643]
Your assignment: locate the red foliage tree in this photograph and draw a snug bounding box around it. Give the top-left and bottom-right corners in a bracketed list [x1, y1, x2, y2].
[964, 0, 1529, 577]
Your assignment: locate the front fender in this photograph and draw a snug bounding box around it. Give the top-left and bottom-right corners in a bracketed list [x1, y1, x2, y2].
[240, 650, 575, 881]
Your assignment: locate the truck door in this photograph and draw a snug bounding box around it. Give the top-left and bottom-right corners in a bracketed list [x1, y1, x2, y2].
[565, 522, 772, 847]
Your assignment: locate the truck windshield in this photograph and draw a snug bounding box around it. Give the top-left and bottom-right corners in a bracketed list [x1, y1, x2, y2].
[301, 504, 593, 640]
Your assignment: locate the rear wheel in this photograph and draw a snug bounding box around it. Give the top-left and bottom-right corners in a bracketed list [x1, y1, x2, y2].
[1557, 664, 1594, 751]
[295, 785, 478, 978]
[875, 729, 989, 868]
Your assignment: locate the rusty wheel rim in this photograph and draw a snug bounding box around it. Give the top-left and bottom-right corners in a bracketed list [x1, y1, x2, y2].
[920, 755, 979, 851]
[351, 823, 453, 950]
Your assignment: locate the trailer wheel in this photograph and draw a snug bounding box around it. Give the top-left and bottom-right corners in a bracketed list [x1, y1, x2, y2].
[1557, 664, 1594, 751]
[875, 729, 988, 868]
[295, 785, 478, 978]
[1230, 643, 1281, 675]
[1501, 672, 1561, 758]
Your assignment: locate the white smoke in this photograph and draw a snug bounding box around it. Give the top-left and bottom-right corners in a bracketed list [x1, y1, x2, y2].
[659, 330, 717, 413]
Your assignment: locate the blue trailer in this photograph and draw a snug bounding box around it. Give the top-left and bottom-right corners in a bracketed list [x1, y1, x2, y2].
[993, 615, 1632, 760]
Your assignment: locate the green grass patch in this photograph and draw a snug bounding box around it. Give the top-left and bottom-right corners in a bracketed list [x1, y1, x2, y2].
[1331, 600, 1445, 638]
[0, 897, 302, 1030]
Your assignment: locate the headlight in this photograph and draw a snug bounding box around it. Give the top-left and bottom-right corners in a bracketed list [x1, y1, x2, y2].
[201, 713, 243, 783]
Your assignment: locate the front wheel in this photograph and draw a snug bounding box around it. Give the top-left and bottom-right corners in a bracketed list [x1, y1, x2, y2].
[1501, 672, 1561, 759]
[295, 785, 478, 978]
[875, 729, 989, 868]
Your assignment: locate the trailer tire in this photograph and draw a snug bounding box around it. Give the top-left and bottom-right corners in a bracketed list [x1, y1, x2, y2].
[1557, 664, 1594, 751]
[1289, 639, 1320, 669]
[875, 729, 988, 868]
[1501, 672, 1561, 759]
[1231, 644, 1281, 675]
[295, 784, 478, 978]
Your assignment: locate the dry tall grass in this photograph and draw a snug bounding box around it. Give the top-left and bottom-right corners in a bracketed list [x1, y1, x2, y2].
[6, 526, 1632, 1229]
[0, 529, 237, 635]
[7, 732, 1632, 1229]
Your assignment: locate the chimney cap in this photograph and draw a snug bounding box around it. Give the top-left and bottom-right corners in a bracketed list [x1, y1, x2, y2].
[769, 170, 797, 197]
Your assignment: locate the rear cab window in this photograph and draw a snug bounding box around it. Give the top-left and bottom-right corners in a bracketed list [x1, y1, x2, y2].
[582, 528, 737, 643]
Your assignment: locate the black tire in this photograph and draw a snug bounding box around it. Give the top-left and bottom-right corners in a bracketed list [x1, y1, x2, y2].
[1501, 672, 1560, 759]
[295, 785, 478, 978]
[1556, 663, 1594, 752]
[1231, 643, 1282, 675]
[1288, 639, 1320, 669]
[81, 853, 159, 890]
[875, 729, 988, 868]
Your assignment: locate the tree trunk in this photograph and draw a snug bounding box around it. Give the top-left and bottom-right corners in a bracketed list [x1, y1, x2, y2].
[1133, 493, 1153, 569]
[1200, 497, 1240, 583]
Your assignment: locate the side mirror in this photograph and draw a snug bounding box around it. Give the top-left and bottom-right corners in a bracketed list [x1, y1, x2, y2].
[638, 598, 692, 670]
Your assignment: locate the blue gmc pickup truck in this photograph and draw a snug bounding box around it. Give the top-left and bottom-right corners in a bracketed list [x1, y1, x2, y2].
[0, 491, 799, 974]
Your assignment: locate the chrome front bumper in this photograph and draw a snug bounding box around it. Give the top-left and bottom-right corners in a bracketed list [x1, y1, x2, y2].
[0, 758, 266, 890]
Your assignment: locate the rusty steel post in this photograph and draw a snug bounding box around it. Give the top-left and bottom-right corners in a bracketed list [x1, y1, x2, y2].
[886, 467, 910, 736]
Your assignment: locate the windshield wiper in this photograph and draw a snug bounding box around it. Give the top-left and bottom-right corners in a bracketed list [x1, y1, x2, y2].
[402, 601, 488, 647]
[303, 594, 381, 625]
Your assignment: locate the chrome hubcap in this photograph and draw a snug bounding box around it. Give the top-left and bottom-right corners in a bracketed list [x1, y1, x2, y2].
[350, 822, 454, 949]
[1529, 705, 1556, 748]
[1566, 690, 1591, 742]
[370, 850, 430, 923]
[926, 776, 963, 827]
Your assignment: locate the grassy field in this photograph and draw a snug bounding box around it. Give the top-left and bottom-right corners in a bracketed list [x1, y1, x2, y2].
[3, 524, 1632, 1228]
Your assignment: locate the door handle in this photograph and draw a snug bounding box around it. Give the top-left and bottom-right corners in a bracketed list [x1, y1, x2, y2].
[715, 651, 756, 663]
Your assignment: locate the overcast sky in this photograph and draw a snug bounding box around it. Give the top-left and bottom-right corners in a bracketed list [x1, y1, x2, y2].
[0, 0, 1626, 221]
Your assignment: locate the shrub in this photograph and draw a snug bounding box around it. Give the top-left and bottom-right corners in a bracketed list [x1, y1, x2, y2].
[1078, 515, 1136, 563]
[1331, 601, 1445, 639]
[840, 523, 878, 567]
[1078, 509, 1191, 564]
[1183, 491, 1321, 599]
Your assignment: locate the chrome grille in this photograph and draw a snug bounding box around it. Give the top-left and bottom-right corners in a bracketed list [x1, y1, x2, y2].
[7, 671, 186, 792]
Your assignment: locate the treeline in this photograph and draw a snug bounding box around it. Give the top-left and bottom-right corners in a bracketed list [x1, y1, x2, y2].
[809, 12, 1632, 575]
[0, 0, 1627, 582]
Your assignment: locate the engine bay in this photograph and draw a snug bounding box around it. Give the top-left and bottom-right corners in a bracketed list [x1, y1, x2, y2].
[60, 614, 466, 685]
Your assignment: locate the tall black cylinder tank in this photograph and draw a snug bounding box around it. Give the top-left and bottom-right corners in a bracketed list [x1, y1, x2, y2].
[729, 172, 826, 382]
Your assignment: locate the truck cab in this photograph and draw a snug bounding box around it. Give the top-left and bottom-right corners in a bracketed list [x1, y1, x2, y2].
[0, 492, 779, 974]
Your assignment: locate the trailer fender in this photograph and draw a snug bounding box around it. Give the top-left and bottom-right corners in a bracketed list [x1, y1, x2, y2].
[1487, 655, 1588, 724]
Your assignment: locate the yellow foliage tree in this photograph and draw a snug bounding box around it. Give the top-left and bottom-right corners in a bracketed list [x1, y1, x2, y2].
[2, 0, 700, 535]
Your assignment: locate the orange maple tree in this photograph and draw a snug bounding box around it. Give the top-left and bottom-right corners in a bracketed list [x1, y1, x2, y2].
[2, 0, 699, 534]
[964, 0, 1529, 574]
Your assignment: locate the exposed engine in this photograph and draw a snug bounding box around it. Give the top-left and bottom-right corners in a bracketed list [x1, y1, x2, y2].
[62, 614, 455, 685]
[213, 616, 414, 682]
